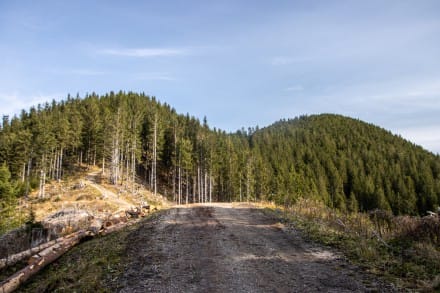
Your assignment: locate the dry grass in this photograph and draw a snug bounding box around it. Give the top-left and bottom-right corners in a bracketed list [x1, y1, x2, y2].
[261, 198, 440, 291]
[1, 167, 169, 238]
[28, 185, 101, 221]
[27, 173, 166, 219]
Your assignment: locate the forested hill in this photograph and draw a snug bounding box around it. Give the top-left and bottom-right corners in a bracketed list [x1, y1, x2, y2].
[252, 115, 440, 215]
[0, 92, 439, 216]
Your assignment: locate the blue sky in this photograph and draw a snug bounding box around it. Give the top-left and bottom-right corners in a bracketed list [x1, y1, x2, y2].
[1, 0, 440, 153]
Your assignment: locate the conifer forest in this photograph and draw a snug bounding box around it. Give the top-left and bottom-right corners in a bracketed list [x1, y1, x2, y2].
[1, 92, 439, 216]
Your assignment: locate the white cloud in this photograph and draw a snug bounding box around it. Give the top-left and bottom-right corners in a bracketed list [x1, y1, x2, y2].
[45, 68, 107, 76]
[99, 48, 187, 58]
[395, 126, 440, 154]
[285, 85, 303, 92]
[135, 72, 176, 81]
[318, 77, 440, 114]
[0, 92, 63, 117]
[69, 69, 106, 76]
[271, 56, 311, 66]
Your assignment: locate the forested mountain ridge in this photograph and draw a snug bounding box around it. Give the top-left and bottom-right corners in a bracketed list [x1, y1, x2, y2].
[253, 115, 440, 215]
[0, 92, 439, 216]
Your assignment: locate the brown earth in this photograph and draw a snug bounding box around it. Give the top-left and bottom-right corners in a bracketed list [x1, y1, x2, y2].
[111, 203, 396, 292]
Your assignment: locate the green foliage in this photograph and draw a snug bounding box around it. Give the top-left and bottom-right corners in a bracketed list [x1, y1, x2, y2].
[252, 115, 440, 215]
[0, 163, 15, 202]
[0, 163, 27, 234]
[1, 94, 439, 216]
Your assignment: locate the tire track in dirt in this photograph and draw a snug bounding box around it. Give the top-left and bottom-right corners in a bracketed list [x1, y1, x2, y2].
[116, 203, 396, 292]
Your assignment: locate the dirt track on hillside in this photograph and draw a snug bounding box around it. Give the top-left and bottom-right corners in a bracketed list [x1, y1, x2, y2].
[115, 203, 395, 292]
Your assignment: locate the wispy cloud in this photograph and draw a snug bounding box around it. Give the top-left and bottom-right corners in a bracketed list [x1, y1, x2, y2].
[347, 78, 440, 111]
[99, 48, 187, 58]
[46, 69, 107, 76]
[43, 68, 109, 76]
[395, 126, 440, 154]
[306, 77, 440, 114]
[285, 85, 303, 92]
[0, 92, 63, 116]
[271, 56, 311, 66]
[134, 72, 176, 81]
[69, 69, 106, 76]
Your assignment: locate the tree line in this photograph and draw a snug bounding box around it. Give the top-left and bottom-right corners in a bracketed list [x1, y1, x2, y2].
[0, 92, 439, 216]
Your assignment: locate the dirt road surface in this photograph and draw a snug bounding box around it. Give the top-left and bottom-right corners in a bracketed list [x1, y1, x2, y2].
[116, 203, 395, 292]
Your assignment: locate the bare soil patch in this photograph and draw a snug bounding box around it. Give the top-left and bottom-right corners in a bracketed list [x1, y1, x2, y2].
[114, 203, 396, 292]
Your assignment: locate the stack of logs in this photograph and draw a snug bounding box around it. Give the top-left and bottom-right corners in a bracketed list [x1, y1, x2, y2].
[0, 205, 151, 293]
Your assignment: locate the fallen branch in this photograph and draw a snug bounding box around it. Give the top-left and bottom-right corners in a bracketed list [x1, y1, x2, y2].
[371, 230, 391, 249]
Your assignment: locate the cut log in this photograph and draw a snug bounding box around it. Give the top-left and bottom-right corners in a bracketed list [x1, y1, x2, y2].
[88, 219, 103, 234]
[125, 209, 140, 218]
[0, 229, 89, 272]
[0, 239, 59, 270]
[0, 230, 92, 293]
[0, 211, 142, 292]
[99, 218, 140, 235]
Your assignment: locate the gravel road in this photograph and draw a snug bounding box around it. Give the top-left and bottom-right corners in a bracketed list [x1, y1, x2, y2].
[117, 203, 395, 292]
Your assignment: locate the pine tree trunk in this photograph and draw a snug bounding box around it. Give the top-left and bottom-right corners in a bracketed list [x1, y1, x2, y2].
[39, 154, 46, 199]
[111, 136, 117, 184]
[204, 171, 208, 203]
[114, 137, 119, 184]
[132, 136, 136, 195]
[93, 144, 97, 166]
[173, 125, 177, 202]
[21, 163, 26, 183]
[126, 146, 130, 187]
[246, 176, 249, 203]
[239, 177, 242, 202]
[193, 176, 196, 203]
[39, 169, 43, 198]
[25, 157, 32, 196]
[111, 107, 121, 185]
[49, 150, 54, 180]
[209, 174, 212, 203]
[102, 156, 105, 175]
[54, 149, 59, 180]
[178, 165, 181, 205]
[197, 166, 201, 203]
[186, 172, 189, 205]
[149, 159, 153, 190]
[54, 149, 58, 180]
[58, 147, 63, 181]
